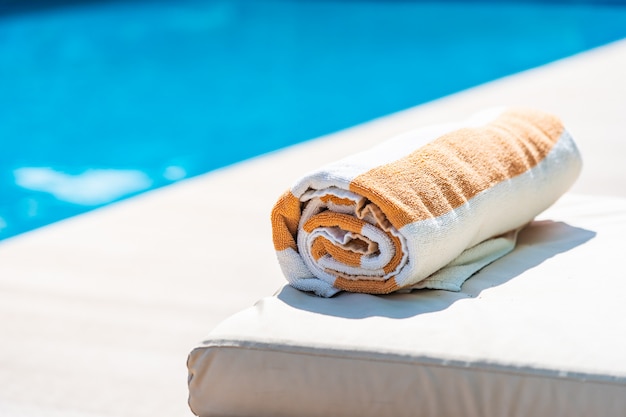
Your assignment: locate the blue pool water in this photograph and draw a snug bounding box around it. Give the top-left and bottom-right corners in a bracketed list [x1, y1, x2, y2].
[1, 0, 626, 240]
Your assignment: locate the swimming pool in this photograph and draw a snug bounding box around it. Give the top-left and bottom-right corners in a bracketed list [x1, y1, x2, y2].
[1, 0, 626, 240]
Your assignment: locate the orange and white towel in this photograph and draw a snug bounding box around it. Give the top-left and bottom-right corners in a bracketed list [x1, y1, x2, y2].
[271, 108, 582, 297]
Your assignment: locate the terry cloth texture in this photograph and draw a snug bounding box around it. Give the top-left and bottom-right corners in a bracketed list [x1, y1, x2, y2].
[271, 108, 582, 297]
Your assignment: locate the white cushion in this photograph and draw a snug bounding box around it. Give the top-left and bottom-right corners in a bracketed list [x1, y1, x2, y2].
[188, 194, 626, 417]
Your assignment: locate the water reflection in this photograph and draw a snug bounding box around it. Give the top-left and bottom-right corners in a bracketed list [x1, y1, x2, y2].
[13, 167, 153, 206]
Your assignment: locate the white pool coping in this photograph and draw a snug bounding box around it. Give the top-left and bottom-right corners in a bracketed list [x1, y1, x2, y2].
[1, 39, 625, 417]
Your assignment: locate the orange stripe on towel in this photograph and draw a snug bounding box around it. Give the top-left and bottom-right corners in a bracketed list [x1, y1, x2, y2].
[303, 212, 364, 234]
[383, 233, 404, 275]
[310, 238, 328, 261]
[333, 276, 399, 294]
[311, 236, 363, 267]
[271, 191, 302, 251]
[320, 195, 356, 206]
[349, 109, 564, 229]
[304, 212, 372, 268]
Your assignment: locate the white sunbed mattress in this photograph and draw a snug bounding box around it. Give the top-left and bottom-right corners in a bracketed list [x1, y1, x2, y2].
[187, 193, 626, 417]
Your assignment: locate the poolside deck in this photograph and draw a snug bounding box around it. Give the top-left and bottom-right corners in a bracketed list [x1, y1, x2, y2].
[1, 39, 625, 417]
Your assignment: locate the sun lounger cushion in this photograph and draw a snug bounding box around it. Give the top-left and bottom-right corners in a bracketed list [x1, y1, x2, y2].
[188, 194, 626, 417]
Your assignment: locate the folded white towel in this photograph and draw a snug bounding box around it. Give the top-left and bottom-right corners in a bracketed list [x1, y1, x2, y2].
[271, 108, 582, 297]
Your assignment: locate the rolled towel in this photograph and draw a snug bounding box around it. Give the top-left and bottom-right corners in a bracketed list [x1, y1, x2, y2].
[271, 108, 582, 297]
